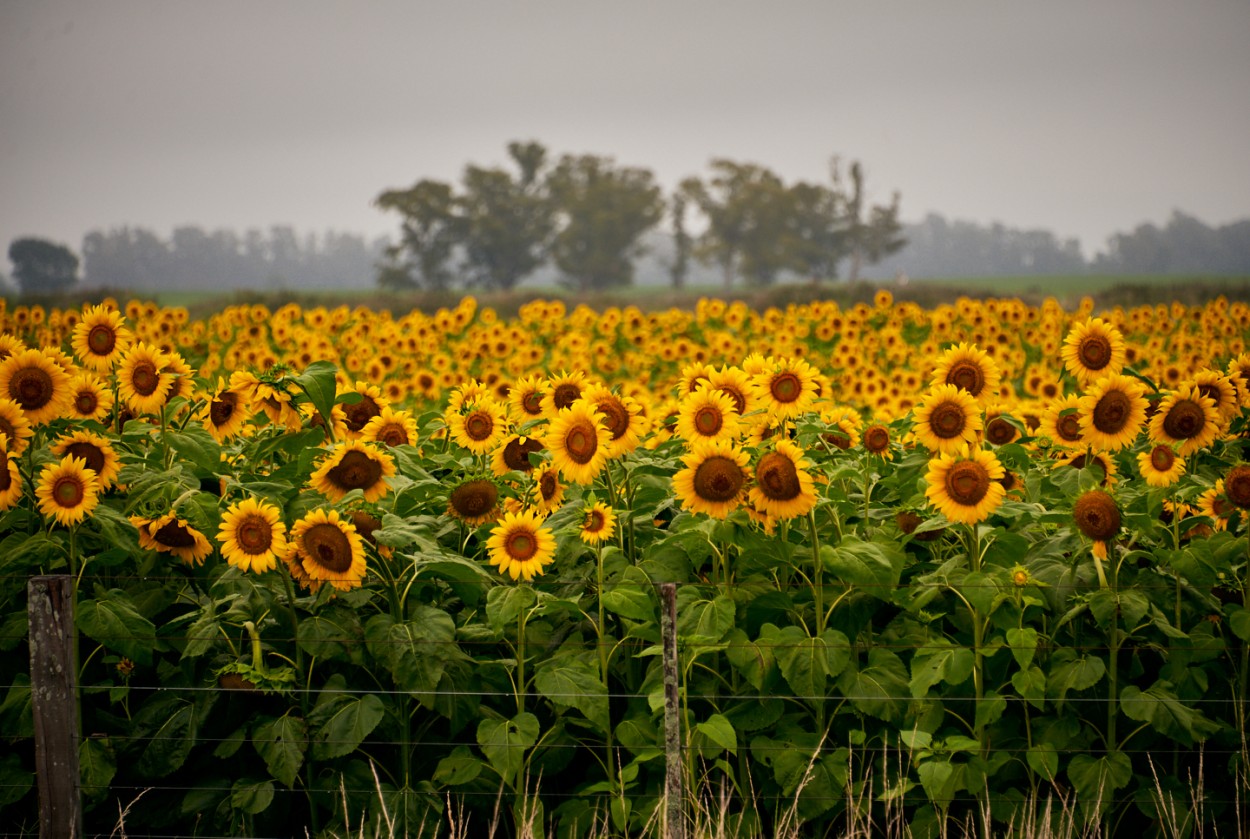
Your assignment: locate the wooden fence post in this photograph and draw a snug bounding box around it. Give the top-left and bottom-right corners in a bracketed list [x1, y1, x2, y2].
[28, 575, 81, 839]
[660, 582, 684, 839]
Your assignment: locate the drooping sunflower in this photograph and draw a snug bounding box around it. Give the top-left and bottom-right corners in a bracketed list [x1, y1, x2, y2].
[543, 371, 588, 418]
[912, 384, 983, 455]
[486, 509, 557, 582]
[447, 477, 502, 526]
[579, 501, 617, 545]
[676, 384, 742, 446]
[1077, 374, 1147, 452]
[309, 440, 396, 503]
[1148, 383, 1219, 456]
[1061, 318, 1126, 385]
[546, 400, 611, 486]
[218, 497, 287, 574]
[928, 342, 1001, 403]
[492, 434, 545, 477]
[582, 384, 646, 459]
[1038, 395, 1085, 450]
[754, 357, 820, 421]
[672, 439, 750, 519]
[447, 401, 508, 455]
[289, 508, 367, 590]
[36, 455, 100, 527]
[1073, 489, 1121, 557]
[131, 512, 213, 564]
[65, 374, 113, 423]
[1137, 444, 1186, 487]
[360, 407, 419, 448]
[531, 464, 566, 515]
[0, 348, 72, 425]
[72, 304, 133, 372]
[200, 378, 251, 443]
[0, 398, 34, 455]
[507, 374, 550, 425]
[749, 439, 819, 521]
[117, 342, 174, 415]
[51, 430, 120, 490]
[1223, 464, 1250, 510]
[0, 435, 24, 510]
[283, 541, 323, 594]
[923, 445, 1006, 525]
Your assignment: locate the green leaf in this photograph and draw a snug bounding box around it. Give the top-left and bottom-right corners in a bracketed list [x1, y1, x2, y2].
[533, 656, 609, 732]
[487, 585, 538, 634]
[1027, 745, 1059, 781]
[909, 643, 975, 699]
[1011, 666, 1047, 710]
[230, 778, 274, 815]
[80, 737, 116, 799]
[1047, 652, 1105, 707]
[677, 590, 735, 643]
[1067, 751, 1132, 813]
[433, 746, 484, 786]
[253, 715, 306, 788]
[165, 426, 223, 477]
[1120, 681, 1222, 743]
[311, 694, 384, 760]
[975, 692, 1008, 730]
[136, 698, 196, 777]
[76, 591, 158, 666]
[1005, 627, 1038, 670]
[837, 647, 909, 721]
[695, 713, 737, 755]
[916, 759, 959, 808]
[477, 712, 539, 786]
[600, 567, 655, 621]
[1228, 606, 1250, 642]
[821, 536, 905, 594]
[293, 360, 340, 432]
[0, 752, 32, 808]
[725, 628, 774, 691]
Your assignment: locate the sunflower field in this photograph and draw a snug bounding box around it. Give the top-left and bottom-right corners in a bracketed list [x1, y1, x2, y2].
[0, 291, 1248, 838]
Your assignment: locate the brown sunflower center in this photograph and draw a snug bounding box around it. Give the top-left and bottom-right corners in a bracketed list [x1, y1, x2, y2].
[1057, 413, 1083, 442]
[1150, 445, 1176, 472]
[343, 395, 380, 432]
[539, 470, 558, 501]
[756, 452, 801, 501]
[985, 416, 1016, 446]
[463, 410, 495, 441]
[596, 399, 630, 439]
[52, 475, 85, 508]
[236, 516, 273, 554]
[719, 386, 747, 415]
[0, 456, 10, 491]
[864, 425, 890, 453]
[376, 422, 410, 447]
[946, 361, 985, 396]
[1162, 399, 1205, 439]
[450, 480, 498, 518]
[929, 402, 967, 439]
[326, 450, 384, 491]
[944, 460, 990, 506]
[693, 455, 745, 502]
[87, 324, 116, 356]
[505, 529, 538, 561]
[521, 390, 544, 415]
[130, 361, 159, 397]
[303, 523, 354, 573]
[350, 511, 383, 544]
[503, 437, 543, 472]
[11, 366, 53, 410]
[1074, 491, 1120, 540]
[0, 417, 15, 442]
[823, 431, 851, 450]
[564, 422, 598, 464]
[154, 519, 197, 549]
[209, 393, 237, 426]
[585, 509, 606, 532]
[552, 383, 581, 411]
[1077, 334, 1112, 371]
[1225, 465, 1250, 509]
[1196, 384, 1222, 409]
[63, 442, 105, 474]
[74, 389, 99, 416]
[770, 372, 802, 404]
[1092, 390, 1132, 434]
[694, 405, 724, 436]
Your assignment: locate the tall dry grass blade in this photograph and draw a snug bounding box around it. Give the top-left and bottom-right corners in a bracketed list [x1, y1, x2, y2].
[108, 787, 150, 839]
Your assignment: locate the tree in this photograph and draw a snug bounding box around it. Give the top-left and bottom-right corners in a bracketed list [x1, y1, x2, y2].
[669, 194, 692, 289]
[832, 158, 906, 282]
[681, 160, 793, 288]
[374, 179, 463, 290]
[8, 237, 79, 295]
[785, 180, 847, 282]
[546, 154, 664, 291]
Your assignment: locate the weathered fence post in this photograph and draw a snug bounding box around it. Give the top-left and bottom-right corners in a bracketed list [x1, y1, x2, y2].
[28, 575, 81, 839]
[660, 582, 684, 839]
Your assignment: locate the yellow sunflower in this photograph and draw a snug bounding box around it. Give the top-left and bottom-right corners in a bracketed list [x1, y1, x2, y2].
[0, 348, 72, 425]
[492, 434, 545, 477]
[0, 398, 34, 455]
[672, 439, 750, 519]
[1196, 480, 1232, 532]
[507, 374, 551, 424]
[1137, 444, 1186, 488]
[1061, 318, 1126, 385]
[36, 455, 100, 527]
[1077, 374, 1147, 452]
[309, 440, 396, 503]
[0, 435, 24, 510]
[582, 384, 646, 458]
[1073, 490, 1121, 558]
[447, 477, 502, 526]
[447, 401, 508, 455]
[283, 541, 323, 594]
[117, 342, 174, 415]
[928, 342, 1001, 403]
[749, 439, 819, 521]
[360, 407, 419, 448]
[1223, 464, 1250, 510]
[65, 374, 114, 423]
[912, 384, 983, 454]
[924, 445, 1006, 526]
[676, 384, 742, 446]
[818, 406, 862, 451]
[201, 378, 251, 443]
[579, 501, 616, 545]
[982, 405, 1020, 447]
[1188, 370, 1240, 431]
[340, 380, 389, 437]
[71, 304, 133, 372]
[1148, 383, 1219, 457]
[542, 370, 588, 418]
[530, 464, 566, 515]
[1038, 395, 1085, 450]
[705, 365, 758, 417]
[546, 400, 611, 486]
[50, 430, 120, 490]
[862, 423, 892, 457]
[131, 513, 214, 564]
[486, 509, 557, 582]
[753, 357, 820, 421]
[290, 509, 367, 590]
[218, 497, 287, 574]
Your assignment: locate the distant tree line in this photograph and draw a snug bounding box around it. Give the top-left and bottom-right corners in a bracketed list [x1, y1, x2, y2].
[375, 141, 905, 292]
[1092, 211, 1250, 275]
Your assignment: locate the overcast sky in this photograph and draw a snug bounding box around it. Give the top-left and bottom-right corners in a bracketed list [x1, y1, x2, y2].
[2, 0, 1249, 260]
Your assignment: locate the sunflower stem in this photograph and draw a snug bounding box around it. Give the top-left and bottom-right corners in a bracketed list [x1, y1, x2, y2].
[807, 510, 825, 637]
[967, 524, 986, 754]
[595, 541, 618, 793]
[516, 597, 528, 715]
[280, 569, 320, 835]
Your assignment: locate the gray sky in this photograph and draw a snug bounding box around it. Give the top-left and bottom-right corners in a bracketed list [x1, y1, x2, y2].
[3, 0, 1249, 259]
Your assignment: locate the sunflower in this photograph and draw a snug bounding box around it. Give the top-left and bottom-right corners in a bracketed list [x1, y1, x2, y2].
[862, 424, 892, 457]
[0, 334, 24, 362]
[1073, 489, 1121, 558]
[982, 406, 1020, 447]
[546, 400, 611, 485]
[36, 455, 100, 527]
[1137, 444, 1186, 487]
[912, 384, 983, 454]
[580, 501, 616, 545]
[1188, 370, 1240, 430]
[543, 371, 588, 418]
[1077, 374, 1147, 452]
[929, 343, 1000, 403]
[360, 407, 419, 448]
[486, 509, 557, 582]
[117, 343, 174, 415]
[340, 380, 389, 436]
[218, 497, 287, 574]
[0, 348, 71, 425]
[132, 513, 213, 564]
[309, 441, 396, 503]
[65, 374, 113, 423]
[51, 430, 120, 490]
[0, 398, 34, 455]
[70, 304, 132, 371]
[492, 434, 545, 477]
[447, 401, 508, 455]
[290, 509, 367, 590]
[676, 384, 742, 446]
[749, 439, 819, 520]
[1148, 383, 1219, 456]
[1038, 395, 1085, 450]
[923, 445, 1006, 525]
[283, 541, 323, 594]
[447, 477, 502, 526]
[754, 357, 819, 421]
[0, 435, 23, 510]
[1061, 318, 1126, 384]
[200, 378, 251, 443]
[508, 374, 550, 424]
[1223, 465, 1250, 510]
[531, 464, 566, 514]
[582, 384, 646, 458]
[672, 439, 750, 519]
[705, 365, 758, 417]
[1196, 480, 1233, 532]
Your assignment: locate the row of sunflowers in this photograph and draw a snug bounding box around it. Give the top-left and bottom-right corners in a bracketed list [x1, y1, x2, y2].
[0, 292, 1248, 838]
